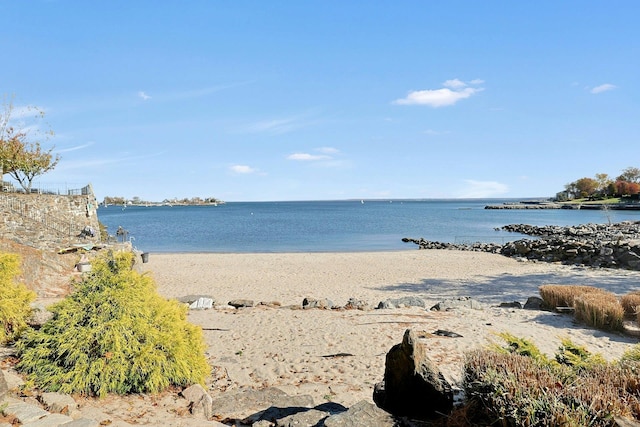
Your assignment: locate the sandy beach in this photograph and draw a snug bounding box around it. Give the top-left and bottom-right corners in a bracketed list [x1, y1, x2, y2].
[136, 250, 640, 408]
[13, 250, 640, 426]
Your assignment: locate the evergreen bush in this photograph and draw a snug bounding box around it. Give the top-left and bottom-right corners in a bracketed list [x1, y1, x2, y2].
[16, 251, 210, 396]
[0, 252, 36, 344]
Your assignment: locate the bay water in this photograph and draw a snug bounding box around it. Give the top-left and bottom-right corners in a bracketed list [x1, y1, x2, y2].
[96, 199, 640, 253]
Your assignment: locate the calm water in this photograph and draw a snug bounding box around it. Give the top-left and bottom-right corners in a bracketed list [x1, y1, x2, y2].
[96, 199, 640, 253]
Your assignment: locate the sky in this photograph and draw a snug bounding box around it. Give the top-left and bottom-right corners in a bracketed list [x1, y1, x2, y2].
[1, 1, 639, 202]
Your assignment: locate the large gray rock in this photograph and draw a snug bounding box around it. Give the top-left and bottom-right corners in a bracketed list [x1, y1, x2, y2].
[181, 384, 213, 419]
[324, 400, 397, 427]
[210, 387, 314, 423]
[39, 392, 77, 414]
[430, 296, 483, 311]
[377, 296, 425, 309]
[373, 329, 453, 420]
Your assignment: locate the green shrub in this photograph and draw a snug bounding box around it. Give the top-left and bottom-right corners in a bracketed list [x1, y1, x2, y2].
[16, 251, 210, 397]
[490, 332, 550, 364]
[0, 252, 36, 344]
[554, 337, 606, 370]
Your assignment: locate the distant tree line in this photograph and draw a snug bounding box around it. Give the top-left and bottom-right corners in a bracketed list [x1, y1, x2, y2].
[559, 166, 640, 200]
[102, 196, 223, 206]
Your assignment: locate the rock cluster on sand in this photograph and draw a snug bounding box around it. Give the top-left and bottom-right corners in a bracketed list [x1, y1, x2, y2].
[404, 221, 640, 270]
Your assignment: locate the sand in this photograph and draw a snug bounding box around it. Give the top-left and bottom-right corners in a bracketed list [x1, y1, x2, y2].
[138, 250, 640, 407]
[13, 250, 640, 426]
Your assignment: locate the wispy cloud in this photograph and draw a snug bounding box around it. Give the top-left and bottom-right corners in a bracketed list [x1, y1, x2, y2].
[393, 79, 484, 107]
[287, 147, 340, 162]
[138, 91, 151, 100]
[167, 81, 254, 100]
[456, 180, 508, 198]
[229, 164, 258, 174]
[243, 113, 321, 135]
[54, 151, 165, 171]
[287, 153, 331, 161]
[590, 83, 617, 94]
[57, 142, 95, 153]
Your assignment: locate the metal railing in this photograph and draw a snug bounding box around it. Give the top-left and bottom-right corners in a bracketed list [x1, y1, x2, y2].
[1, 181, 89, 196]
[0, 194, 75, 237]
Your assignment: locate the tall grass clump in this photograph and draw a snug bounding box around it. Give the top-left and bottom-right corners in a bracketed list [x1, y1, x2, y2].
[621, 291, 640, 317]
[16, 251, 210, 397]
[573, 291, 625, 332]
[0, 252, 36, 344]
[538, 284, 607, 310]
[459, 336, 640, 426]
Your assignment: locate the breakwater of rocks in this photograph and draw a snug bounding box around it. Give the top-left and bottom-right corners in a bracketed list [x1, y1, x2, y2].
[403, 221, 640, 270]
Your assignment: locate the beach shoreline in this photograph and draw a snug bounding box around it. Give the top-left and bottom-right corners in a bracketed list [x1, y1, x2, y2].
[138, 250, 640, 407]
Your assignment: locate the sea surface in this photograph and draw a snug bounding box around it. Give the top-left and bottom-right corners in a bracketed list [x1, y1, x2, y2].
[96, 199, 640, 253]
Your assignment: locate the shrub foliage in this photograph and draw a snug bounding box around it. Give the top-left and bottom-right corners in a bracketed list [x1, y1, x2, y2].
[0, 252, 36, 344]
[460, 336, 640, 426]
[16, 251, 210, 396]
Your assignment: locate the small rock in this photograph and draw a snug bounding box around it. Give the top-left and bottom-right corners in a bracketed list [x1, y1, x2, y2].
[228, 299, 254, 308]
[39, 392, 77, 414]
[523, 296, 545, 310]
[498, 301, 522, 309]
[302, 298, 334, 309]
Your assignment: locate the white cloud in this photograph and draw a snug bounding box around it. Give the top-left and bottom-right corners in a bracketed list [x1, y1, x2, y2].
[590, 83, 617, 94]
[287, 153, 331, 161]
[138, 91, 151, 100]
[229, 165, 257, 174]
[443, 79, 466, 89]
[393, 79, 484, 107]
[457, 180, 509, 198]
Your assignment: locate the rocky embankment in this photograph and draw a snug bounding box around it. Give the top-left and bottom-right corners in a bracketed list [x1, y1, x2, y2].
[403, 221, 640, 270]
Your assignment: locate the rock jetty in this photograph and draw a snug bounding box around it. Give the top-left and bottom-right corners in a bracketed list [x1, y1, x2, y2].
[403, 221, 640, 270]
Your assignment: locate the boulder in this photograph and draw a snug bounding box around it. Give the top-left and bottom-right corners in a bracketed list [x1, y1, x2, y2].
[523, 296, 545, 310]
[377, 296, 425, 309]
[39, 392, 77, 414]
[373, 329, 453, 420]
[324, 400, 397, 426]
[210, 387, 314, 423]
[343, 297, 370, 310]
[430, 296, 482, 311]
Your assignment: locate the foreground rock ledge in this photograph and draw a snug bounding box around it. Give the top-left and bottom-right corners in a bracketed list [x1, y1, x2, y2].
[373, 329, 453, 420]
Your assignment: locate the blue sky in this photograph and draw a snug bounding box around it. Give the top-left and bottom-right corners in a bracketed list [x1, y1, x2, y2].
[2, 1, 638, 202]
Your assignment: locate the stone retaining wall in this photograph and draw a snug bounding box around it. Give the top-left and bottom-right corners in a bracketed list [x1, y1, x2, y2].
[0, 188, 100, 251]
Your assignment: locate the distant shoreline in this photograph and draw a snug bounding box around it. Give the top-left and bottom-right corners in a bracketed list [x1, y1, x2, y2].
[485, 201, 640, 210]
